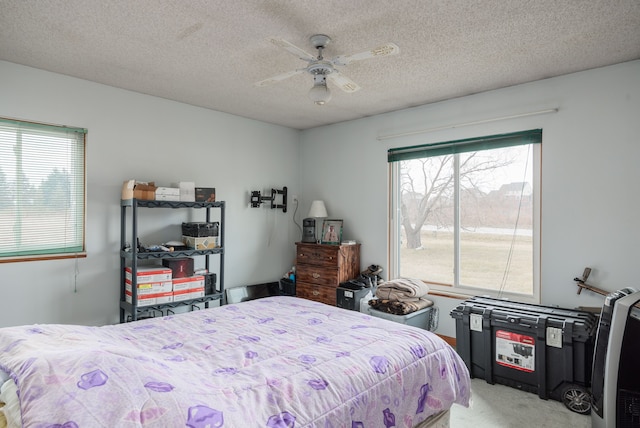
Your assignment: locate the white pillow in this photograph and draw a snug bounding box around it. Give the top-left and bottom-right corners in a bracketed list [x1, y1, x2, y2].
[1, 378, 21, 428]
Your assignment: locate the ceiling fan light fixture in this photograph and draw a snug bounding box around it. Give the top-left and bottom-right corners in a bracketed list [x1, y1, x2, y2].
[308, 75, 331, 105]
[258, 34, 399, 104]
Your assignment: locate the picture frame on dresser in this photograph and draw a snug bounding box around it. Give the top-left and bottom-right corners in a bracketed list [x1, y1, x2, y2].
[321, 219, 343, 244]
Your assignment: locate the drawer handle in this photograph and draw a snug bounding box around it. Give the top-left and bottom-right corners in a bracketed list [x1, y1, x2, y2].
[312, 273, 320, 279]
[312, 290, 320, 296]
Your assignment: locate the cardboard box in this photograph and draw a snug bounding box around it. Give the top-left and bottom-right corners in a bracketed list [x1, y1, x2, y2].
[122, 180, 135, 199]
[134, 182, 157, 200]
[195, 187, 216, 202]
[182, 235, 218, 250]
[125, 266, 173, 283]
[172, 275, 205, 292]
[173, 287, 205, 302]
[125, 279, 173, 294]
[122, 180, 157, 200]
[125, 290, 174, 307]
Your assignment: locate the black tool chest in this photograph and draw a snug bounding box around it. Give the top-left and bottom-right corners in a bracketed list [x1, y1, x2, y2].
[451, 296, 598, 413]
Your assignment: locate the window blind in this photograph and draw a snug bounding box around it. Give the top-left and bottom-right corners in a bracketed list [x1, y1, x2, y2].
[0, 118, 86, 258]
[387, 129, 542, 162]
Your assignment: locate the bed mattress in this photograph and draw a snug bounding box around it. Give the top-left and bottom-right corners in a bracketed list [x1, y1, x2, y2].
[0, 296, 470, 427]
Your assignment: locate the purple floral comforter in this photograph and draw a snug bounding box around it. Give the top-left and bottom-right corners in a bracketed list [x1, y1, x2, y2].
[0, 296, 470, 427]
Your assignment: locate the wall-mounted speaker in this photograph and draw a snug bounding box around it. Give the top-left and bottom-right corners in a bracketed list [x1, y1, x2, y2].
[302, 218, 316, 243]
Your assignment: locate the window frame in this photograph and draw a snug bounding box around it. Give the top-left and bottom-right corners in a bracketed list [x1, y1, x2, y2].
[0, 117, 87, 263]
[388, 130, 541, 303]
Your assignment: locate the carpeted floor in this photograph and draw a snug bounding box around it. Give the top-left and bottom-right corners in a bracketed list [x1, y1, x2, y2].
[449, 378, 592, 428]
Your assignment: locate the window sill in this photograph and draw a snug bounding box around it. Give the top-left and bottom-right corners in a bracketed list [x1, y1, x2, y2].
[0, 253, 87, 263]
[427, 287, 539, 304]
[427, 289, 474, 300]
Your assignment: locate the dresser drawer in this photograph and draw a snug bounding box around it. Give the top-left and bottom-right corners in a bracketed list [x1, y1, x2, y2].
[296, 282, 337, 306]
[296, 244, 341, 267]
[295, 242, 361, 306]
[296, 264, 339, 286]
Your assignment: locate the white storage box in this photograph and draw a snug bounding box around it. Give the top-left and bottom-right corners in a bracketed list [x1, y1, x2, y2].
[155, 187, 180, 201]
[155, 187, 180, 196]
[172, 276, 205, 292]
[125, 290, 173, 307]
[125, 266, 172, 283]
[368, 306, 434, 330]
[178, 181, 195, 202]
[125, 279, 173, 295]
[173, 287, 205, 302]
[155, 193, 181, 201]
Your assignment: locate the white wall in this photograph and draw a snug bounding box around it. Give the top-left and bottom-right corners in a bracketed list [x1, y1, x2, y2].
[2, 60, 638, 336]
[300, 60, 640, 337]
[0, 61, 300, 327]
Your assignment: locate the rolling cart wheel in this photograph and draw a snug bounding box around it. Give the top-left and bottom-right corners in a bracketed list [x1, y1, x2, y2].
[561, 384, 591, 414]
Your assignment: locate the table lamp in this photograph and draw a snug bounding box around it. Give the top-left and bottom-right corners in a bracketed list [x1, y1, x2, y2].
[303, 200, 328, 243]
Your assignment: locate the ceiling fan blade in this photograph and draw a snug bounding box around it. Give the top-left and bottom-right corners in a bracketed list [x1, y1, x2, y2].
[328, 70, 361, 93]
[268, 37, 316, 62]
[255, 68, 305, 87]
[332, 42, 400, 66]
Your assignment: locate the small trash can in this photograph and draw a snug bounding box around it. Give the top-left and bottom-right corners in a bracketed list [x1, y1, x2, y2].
[279, 277, 296, 296]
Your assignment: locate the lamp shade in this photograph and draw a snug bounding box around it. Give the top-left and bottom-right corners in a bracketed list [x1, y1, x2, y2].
[308, 200, 328, 218]
[308, 83, 331, 105]
[308, 75, 332, 105]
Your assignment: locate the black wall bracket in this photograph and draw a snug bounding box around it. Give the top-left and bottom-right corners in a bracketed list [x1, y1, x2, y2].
[250, 186, 287, 213]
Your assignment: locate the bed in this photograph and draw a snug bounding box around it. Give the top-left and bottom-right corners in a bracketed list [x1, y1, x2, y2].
[0, 296, 470, 427]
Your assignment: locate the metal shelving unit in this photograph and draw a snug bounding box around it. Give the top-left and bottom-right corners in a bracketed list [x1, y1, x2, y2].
[119, 198, 225, 322]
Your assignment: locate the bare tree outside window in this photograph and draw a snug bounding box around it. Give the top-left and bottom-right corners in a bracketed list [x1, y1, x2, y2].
[398, 145, 534, 294]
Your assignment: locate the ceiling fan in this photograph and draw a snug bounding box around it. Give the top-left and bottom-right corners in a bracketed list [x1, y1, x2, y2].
[255, 34, 400, 105]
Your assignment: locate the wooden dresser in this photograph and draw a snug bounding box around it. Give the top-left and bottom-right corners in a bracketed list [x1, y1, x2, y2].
[295, 242, 361, 306]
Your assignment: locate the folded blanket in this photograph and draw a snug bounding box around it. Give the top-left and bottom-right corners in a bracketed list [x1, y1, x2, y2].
[375, 278, 430, 301]
[369, 298, 433, 315]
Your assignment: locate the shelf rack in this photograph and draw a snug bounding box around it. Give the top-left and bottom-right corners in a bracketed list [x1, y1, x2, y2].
[119, 198, 225, 322]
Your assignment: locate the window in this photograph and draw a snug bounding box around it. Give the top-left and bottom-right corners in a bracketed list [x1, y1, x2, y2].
[388, 130, 541, 302]
[0, 117, 86, 261]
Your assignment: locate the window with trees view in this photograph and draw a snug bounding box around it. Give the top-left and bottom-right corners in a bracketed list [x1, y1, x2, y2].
[0, 118, 86, 260]
[388, 130, 541, 301]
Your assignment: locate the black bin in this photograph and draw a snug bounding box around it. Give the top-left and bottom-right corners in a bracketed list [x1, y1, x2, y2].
[279, 278, 296, 296]
[450, 296, 598, 414]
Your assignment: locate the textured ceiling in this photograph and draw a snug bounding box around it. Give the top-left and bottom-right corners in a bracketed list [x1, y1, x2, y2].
[1, 0, 639, 130]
